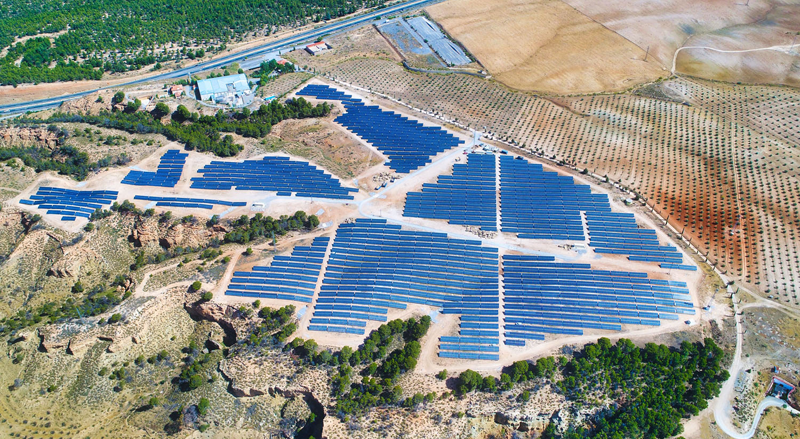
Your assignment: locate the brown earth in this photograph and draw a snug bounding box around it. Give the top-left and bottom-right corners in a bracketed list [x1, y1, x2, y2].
[427, 0, 666, 94]
[0, 126, 61, 148]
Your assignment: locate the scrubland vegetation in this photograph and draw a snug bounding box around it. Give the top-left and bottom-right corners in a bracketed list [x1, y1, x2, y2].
[457, 337, 729, 439]
[20, 98, 330, 157]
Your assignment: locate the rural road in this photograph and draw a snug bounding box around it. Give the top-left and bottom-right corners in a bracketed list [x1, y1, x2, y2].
[710, 282, 800, 437]
[0, 0, 440, 116]
[671, 44, 797, 74]
[721, 396, 799, 439]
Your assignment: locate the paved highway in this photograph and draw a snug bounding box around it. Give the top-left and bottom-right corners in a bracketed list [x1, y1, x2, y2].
[0, 0, 439, 116]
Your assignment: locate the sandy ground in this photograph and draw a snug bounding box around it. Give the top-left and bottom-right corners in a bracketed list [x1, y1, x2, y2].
[674, 3, 800, 87]
[426, 0, 666, 93]
[561, 0, 800, 86]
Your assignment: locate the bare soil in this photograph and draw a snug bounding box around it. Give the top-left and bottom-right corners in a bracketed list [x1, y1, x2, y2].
[427, 0, 666, 94]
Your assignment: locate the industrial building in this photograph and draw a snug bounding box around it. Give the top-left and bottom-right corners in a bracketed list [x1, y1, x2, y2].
[195, 73, 254, 106]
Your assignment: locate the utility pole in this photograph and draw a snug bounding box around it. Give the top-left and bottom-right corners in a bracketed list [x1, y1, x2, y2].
[644, 46, 650, 62]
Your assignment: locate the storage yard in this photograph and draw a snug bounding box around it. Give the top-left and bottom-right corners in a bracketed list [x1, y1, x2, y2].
[377, 16, 471, 67]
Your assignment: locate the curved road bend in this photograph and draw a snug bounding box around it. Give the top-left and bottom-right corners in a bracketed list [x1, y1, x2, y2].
[0, 0, 440, 115]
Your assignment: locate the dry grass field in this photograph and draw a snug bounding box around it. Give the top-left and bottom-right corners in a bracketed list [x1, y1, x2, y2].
[426, 0, 666, 94]
[562, 0, 800, 86]
[298, 26, 800, 308]
[427, 0, 800, 90]
[562, 0, 775, 67]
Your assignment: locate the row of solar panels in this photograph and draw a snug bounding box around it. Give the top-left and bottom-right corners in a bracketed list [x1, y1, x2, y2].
[189, 156, 357, 199]
[661, 263, 698, 271]
[298, 84, 463, 173]
[226, 290, 313, 303]
[19, 187, 118, 221]
[122, 150, 187, 188]
[134, 195, 246, 207]
[308, 324, 365, 335]
[439, 351, 499, 361]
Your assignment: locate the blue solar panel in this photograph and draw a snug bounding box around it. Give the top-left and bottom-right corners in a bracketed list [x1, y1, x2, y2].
[190, 155, 357, 199]
[19, 187, 118, 222]
[225, 237, 329, 302]
[297, 84, 464, 173]
[122, 149, 187, 188]
[504, 339, 526, 346]
[403, 153, 497, 231]
[133, 195, 246, 209]
[661, 263, 697, 271]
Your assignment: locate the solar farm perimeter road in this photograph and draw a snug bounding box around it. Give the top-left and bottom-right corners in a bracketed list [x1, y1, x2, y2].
[0, 0, 439, 116]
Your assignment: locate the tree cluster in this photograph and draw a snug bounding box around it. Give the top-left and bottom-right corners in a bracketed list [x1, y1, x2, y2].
[0, 283, 130, 335]
[312, 316, 432, 417]
[224, 211, 318, 244]
[26, 97, 330, 158]
[252, 59, 296, 79]
[0, 0, 389, 85]
[455, 337, 729, 439]
[245, 305, 298, 346]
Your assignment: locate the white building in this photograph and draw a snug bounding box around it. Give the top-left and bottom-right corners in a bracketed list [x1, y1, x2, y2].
[305, 41, 330, 55]
[196, 74, 253, 106]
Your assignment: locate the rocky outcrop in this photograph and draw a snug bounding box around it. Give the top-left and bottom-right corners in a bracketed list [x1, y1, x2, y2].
[131, 216, 160, 247]
[0, 127, 61, 148]
[58, 91, 115, 115]
[183, 299, 244, 345]
[49, 246, 102, 278]
[162, 222, 216, 249]
[38, 327, 68, 352]
[131, 217, 227, 249]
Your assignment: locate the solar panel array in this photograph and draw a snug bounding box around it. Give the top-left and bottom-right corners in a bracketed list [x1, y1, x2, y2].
[19, 187, 118, 221]
[134, 195, 246, 210]
[499, 155, 609, 240]
[403, 153, 497, 231]
[661, 263, 697, 271]
[502, 254, 694, 345]
[586, 212, 683, 264]
[225, 237, 330, 303]
[122, 149, 187, 187]
[190, 156, 357, 199]
[297, 84, 464, 173]
[310, 219, 500, 359]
